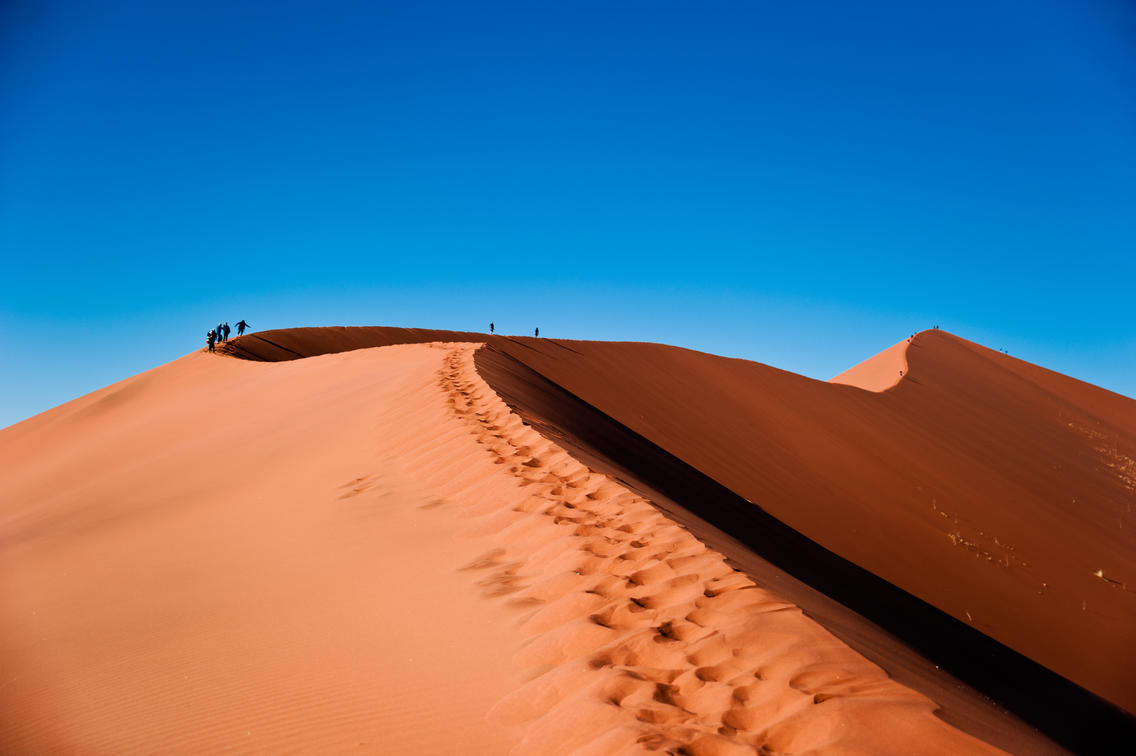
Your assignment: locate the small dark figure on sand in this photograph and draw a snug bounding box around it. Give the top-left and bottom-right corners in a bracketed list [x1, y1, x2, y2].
[490, 322, 494, 334]
[534, 327, 539, 338]
[222, 322, 231, 341]
[217, 322, 225, 342]
[207, 329, 217, 353]
[236, 320, 249, 336]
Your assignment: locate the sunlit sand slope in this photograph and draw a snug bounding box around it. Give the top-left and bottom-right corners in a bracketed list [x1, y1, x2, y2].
[1, 342, 1006, 753]
[828, 336, 910, 391]
[0, 344, 528, 753]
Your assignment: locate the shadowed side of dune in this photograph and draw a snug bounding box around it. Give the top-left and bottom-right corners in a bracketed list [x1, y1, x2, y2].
[481, 331, 1136, 719]
[474, 345, 1134, 755]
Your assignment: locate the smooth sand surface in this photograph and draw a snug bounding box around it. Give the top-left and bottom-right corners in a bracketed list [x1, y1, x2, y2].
[0, 345, 528, 753]
[1, 340, 1014, 753]
[828, 337, 910, 391]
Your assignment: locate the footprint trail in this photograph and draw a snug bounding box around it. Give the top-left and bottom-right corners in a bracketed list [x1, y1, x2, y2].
[388, 344, 1006, 755]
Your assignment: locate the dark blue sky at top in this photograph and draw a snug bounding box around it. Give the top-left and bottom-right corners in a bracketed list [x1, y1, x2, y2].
[2, 0, 1134, 427]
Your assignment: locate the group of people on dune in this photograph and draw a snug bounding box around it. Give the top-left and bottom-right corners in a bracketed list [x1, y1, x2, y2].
[207, 319, 249, 352]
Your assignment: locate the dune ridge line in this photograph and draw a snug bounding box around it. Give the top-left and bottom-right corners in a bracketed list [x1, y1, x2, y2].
[417, 342, 1004, 755]
[828, 336, 911, 392]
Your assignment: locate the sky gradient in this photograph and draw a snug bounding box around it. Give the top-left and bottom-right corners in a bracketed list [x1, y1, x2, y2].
[2, 0, 1134, 428]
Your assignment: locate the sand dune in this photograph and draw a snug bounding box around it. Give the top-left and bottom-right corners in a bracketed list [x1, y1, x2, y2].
[485, 331, 1136, 726]
[0, 345, 530, 752]
[223, 328, 1136, 714]
[1, 341, 1005, 754]
[2, 327, 1132, 753]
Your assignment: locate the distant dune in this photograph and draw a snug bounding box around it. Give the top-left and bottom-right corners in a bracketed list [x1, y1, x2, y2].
[2, 327, 1132, 753]
[828, 336, 910, 391]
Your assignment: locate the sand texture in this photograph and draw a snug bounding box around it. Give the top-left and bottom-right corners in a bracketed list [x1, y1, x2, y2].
[218, 328, 1136, 728]
[1, 344, 529, 752]
[3, 328, 1132, 753]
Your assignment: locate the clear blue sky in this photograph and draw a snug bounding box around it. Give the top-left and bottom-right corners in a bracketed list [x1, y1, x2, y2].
[2, 0, 1134, 428]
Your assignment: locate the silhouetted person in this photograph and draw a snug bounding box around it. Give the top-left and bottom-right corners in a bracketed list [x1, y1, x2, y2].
[222, 322, 231, 341]
[236, 319, 249, 336]
[217, 322, 225, 342]
[490, 322, 494, 334]
[207, 329, 217, 353]
[534, 327, 539, 338]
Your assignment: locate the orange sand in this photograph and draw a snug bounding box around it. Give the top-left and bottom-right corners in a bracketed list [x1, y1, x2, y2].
[0, 341, 1011, 753]
[828, 336, 910, 391]
[219, 326, 1136, 725]
[0, 345, 526, 752]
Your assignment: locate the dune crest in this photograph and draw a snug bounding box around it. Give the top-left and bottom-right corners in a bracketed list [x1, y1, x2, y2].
[828, 336, 911, 391]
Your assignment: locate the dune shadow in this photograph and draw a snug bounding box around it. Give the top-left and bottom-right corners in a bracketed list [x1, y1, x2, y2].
[474, 346, 1135, 756]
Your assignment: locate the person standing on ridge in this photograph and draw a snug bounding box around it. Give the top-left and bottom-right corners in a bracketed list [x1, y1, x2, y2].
[222, 322, 231, 341]
[236, 319, 249, 336]
[534, 327, 539, 338]
[207, 329, 217, 353]
[490, 322, 494, 334]
[217, 322, 225, 342]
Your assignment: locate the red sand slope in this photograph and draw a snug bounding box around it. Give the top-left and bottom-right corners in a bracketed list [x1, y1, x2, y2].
[0, 342, 1013, 753]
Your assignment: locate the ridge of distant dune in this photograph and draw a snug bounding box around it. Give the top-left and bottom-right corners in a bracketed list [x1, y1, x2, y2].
[828, 335, 911, 391]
